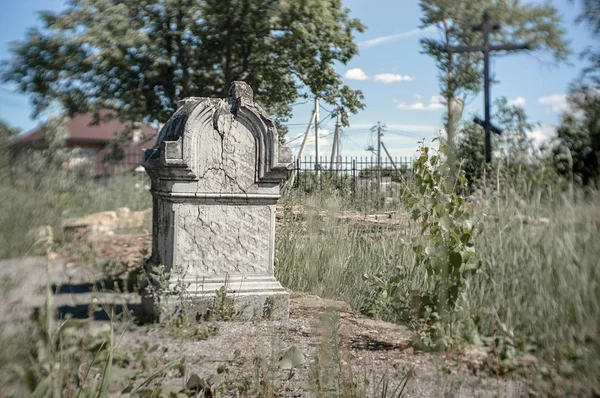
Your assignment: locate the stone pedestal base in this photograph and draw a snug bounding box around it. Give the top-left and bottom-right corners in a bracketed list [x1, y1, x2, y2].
[141, 275, 289, 322]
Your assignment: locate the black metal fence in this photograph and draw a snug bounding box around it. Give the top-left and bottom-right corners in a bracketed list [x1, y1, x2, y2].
[290, 155, 414, 205]
[91, 150, 415, 205]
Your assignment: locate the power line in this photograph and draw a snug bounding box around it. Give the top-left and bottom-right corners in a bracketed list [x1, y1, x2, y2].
[290, 100, 309, 107]
[344, 130, 369, 137]
[384, 129, 427, 139]
[286, 132, 310, 145]
[317, 110, 335, 126]
[319, 104, 333, 113]
[341, 132, 366, 149]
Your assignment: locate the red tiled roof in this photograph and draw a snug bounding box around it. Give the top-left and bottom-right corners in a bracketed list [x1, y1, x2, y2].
[10, 110, 157, 148]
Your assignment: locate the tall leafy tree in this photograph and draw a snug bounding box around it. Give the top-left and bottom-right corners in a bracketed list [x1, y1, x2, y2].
[458, 97, 544, 188]
[553, 86, 600, 186]
[576, 0, 600, 84]
[2, 0, 366, 139]
[578, 0, 600, 33]
[419, 0, 570, 155]
[551, 2, 599, 187]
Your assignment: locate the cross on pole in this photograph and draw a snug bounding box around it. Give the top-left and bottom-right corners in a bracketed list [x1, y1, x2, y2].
[446, 11, 530, 163]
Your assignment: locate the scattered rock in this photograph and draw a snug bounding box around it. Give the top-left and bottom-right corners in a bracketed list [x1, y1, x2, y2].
[62, 207, 151, 238]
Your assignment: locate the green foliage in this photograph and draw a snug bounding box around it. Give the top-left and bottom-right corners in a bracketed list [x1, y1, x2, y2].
[0, 119, 20, 182]
[553, 85, 600, 187]
[278, 185, 600, 393]
[577, 0, 600, 35]
[362, 141, 479, 348]
[420, 0, 569, 98]
[457, 121, 485, 185]
[575, 0, 600, 84]
[406, 141, 479, 316]
[457, 98, 559, 193]
[494, 97, 535, 164]
[11, 116, 79, 187]
[419, 0, 569, 152]
[358, 165, 411, 181]
[286, 172, 356, 207]
[0, 116, 152, 259]
[0, 171, 151, 259]
[4, 228, 117, 396]
[492, 98, 559, 195]
[2, 0, 366, 139]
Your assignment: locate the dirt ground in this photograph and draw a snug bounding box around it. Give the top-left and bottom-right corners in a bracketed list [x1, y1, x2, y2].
[0, 207, 539, 397]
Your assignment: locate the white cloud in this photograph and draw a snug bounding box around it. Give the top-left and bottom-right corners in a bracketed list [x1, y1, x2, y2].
[530, 124, 556, 146]
[348, 123, 439, 133]
[507, 96, 526, 107]
[344, 68, 369, 81]
[396, 96, 444, 111]
[430, 95, 444, 105]
[538, 94, 567, 113]
[414, 94, 423, 100]
[344, 69, 414, 83]
[359, 26, 436, 48]
[373, 73, 414, 83]
[288, 128, 331, 157]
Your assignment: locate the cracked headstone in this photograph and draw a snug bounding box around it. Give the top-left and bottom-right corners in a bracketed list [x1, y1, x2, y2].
[141, 81, 292, 321]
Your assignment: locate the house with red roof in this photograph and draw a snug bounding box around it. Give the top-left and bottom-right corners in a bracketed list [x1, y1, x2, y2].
[10, 110, 159, 176]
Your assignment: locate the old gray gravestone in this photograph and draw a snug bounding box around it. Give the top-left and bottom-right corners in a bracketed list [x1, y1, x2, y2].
[141, 81, 292, 321]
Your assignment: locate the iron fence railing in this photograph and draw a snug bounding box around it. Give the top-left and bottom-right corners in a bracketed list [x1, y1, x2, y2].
[290, 155, 414, 203]
[91, 151, 415, 203]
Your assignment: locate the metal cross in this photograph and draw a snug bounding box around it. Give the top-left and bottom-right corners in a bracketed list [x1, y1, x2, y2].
[446, 11, 530, 163]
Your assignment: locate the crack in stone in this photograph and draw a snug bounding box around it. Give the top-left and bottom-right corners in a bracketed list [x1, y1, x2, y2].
[194, 120, 248, 194]
[145, 83, 291, 318]
[197, 207, 218, 236]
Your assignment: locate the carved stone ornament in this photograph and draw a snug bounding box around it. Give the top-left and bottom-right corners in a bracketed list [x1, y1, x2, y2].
[141, 82, 292, 321]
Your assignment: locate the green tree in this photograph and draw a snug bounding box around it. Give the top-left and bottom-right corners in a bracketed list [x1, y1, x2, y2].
[553, 86, 600, 186]
[2, 0, 366, 139]
[0, 120, 20, 181]
[494, 97, 535, 166]
[457, 121, 485, 185]
[419, 0, 569, 156]
[10, 116, 73, 190]
[575, 0, 600, 84]
[458, 98, 548, 189]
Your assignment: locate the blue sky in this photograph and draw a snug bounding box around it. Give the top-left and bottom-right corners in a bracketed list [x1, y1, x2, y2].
[0, 0, 595, 159]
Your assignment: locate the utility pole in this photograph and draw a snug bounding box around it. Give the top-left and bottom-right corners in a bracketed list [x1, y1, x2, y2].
[289, 109, 316, 188]
[336, 110, 341, 171]
[297, 111, 316, 161]
[446, 11, 530, 164]
[370, 122, 385, 193]
[329, 108, 342, 172]
[380, 142, 398, 173]
[377, 122, 382, 192]
[314, 97, 320, 175]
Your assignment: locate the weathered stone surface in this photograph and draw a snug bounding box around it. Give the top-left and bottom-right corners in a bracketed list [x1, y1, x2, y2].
[141, 82, 292, 321]
[175, 204, 272, 275]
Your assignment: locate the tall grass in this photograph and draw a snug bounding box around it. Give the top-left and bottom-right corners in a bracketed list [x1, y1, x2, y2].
[0, 172, 151, 259]
[2, 159, 598, 393]
[276, 188, 600, 393]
